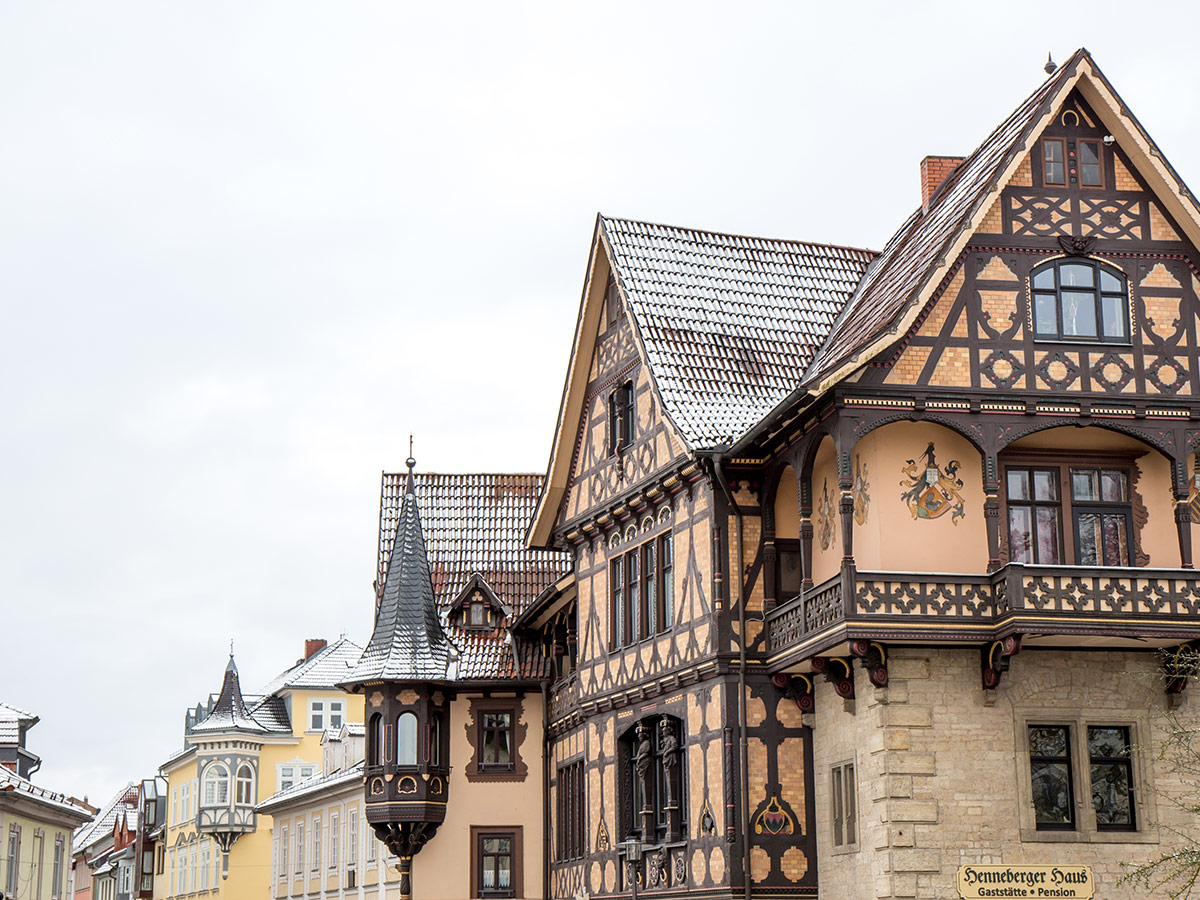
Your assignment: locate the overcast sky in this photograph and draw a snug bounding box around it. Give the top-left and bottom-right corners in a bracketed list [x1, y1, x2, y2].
[3, 1, 1199, 808]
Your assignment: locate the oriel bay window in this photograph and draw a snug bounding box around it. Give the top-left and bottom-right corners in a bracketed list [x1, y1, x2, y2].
[1003, 456, 1137, 567]
[609, 532, 675, 651]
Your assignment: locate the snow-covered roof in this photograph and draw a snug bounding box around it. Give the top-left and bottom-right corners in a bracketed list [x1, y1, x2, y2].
[258, 636, 363, 695]
[255, 761, 363, 813]
[71, 784, 139, 854]
[0, 767, 92, 823]
[0, 701, 38, 744]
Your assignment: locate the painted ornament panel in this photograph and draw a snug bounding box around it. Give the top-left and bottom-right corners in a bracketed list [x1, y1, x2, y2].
[852, 454, 870, 525]
[900, 443, 965, 523]
[816, 479, 835, 550]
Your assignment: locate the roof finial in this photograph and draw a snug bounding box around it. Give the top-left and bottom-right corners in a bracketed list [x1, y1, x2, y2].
[1044, 52, 1057, 75]
[229, 638, 234, 658]
[405, 435, 416, 494]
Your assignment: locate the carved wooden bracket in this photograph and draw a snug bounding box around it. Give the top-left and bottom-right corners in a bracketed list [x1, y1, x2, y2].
[981, 635, 1022, 689]
[771, 672, 815, 713]
[850, 639, 888, 687]
[1163, 641, 1200, 695]
[810, 656, 855, 699]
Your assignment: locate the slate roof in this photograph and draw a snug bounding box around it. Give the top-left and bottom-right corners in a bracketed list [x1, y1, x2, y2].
[600, 216, 876, 449]
[0, 701, 37, 744]
[345, 470, 457, 685]
[258, 637, 364, 695]
[72, 784, 138, 854]
[256, 761, 364, 813]
[190, 656, 278, 735]
[806, 50, 1085, 388]
[374, 472, 570, 681]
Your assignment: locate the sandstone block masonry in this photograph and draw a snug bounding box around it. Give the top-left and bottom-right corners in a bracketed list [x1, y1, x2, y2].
[809, 646, 1196, 900]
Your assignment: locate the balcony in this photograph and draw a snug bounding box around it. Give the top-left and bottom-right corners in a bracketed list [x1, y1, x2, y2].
[764, 564, 1200, 668]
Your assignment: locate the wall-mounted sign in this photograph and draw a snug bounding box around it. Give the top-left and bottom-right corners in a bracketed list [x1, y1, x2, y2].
[957, 865, 1094, 900]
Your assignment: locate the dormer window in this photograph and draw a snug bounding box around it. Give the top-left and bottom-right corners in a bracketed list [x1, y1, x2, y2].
[608, 380, 634, 455]
[469, 602, 485, 627]
[1031, 259, 1128, 343]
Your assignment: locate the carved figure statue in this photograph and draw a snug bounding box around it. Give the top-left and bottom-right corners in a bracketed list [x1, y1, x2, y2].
[634, 721, 653, 799]
[659, 716, 678, 805]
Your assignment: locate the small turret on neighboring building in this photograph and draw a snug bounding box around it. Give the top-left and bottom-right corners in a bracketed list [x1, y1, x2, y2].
[340, 456, 456, 900]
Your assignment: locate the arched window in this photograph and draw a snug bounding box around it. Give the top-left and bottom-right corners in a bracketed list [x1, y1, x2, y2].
[397, 713, 418, 766]
[202, 763, 229, 806]
[1031, 259, 1128, 343]
[367, 714, 383, 766]
[235, 765, 254, 805]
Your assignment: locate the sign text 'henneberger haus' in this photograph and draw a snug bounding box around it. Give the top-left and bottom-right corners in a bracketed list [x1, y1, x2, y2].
[957, 865, 1095, 899]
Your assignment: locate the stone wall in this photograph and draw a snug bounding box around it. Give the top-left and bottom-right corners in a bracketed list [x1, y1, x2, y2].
[811, 646, 1197, 900]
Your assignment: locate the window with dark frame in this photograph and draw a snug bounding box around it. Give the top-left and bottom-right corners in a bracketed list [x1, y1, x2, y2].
[1043, 138, 1067, 186]
[608, 381, 634, 456]
[609, 532, 674, 651]
[831, 762, 857, 848]
[605, 277, 621, 329]
[1031, 259, 1128, 343]
[476, 833, 515, 898]
[556, 760, 585, 861]
[480, 711, 514, 770]
[1079, 140, 1103, 187]
[1003, 457, 1134, 567]
[1089, 726, 1136, 830]
[1029, 725, 1075, 830]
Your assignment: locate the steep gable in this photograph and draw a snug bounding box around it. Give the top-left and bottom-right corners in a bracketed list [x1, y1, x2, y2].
[528, 216, 875, 546]
[806, 48, 1200, 396]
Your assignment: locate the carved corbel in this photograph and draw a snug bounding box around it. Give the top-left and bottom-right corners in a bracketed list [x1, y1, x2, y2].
[850, 639, 888, 687]
[810, 656, 854, 699]
[1163, 641, 1200, 700]
[771, 672, 815, 713]
[981, 635, 1021, 689]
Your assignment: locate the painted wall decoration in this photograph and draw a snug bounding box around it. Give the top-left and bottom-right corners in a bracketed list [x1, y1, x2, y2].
[852, 454, 871, 525]
[1177, 452, 1200, 524]
[817, 478, 835, 550]
[900, 442, 965, 523]
[595, 818, 610, 851]
[752, 793, 796, 836]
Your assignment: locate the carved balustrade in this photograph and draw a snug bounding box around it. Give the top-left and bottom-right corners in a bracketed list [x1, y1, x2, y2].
[765, 564, 1200, 660]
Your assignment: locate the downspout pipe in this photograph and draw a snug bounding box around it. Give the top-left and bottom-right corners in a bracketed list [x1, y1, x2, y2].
[712, 453, 751, 900]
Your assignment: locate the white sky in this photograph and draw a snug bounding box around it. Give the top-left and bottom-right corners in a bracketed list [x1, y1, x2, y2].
[3, 0, 1199, 808]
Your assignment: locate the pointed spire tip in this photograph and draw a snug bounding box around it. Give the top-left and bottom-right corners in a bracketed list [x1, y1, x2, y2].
[1044, 52, 1057, 75]
[405, 435, 416, 494]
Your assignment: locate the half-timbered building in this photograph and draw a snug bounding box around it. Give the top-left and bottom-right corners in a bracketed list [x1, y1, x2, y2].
[518, 48, 1200, 900]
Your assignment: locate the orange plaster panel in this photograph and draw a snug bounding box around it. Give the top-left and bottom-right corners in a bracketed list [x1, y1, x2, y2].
[978, 255, 1018, 282]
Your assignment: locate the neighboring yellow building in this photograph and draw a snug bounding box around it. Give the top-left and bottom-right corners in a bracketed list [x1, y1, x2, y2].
[154, 638, 363, 900]
[256, 724, 406, 900]
[0, 703, 93, 900]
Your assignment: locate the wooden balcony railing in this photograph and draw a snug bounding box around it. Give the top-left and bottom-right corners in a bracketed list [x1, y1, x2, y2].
[765, 564, 1200, 662]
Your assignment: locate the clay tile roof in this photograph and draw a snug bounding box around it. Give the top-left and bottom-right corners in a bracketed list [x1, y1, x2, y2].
[600, 216, 877, 449]
[805, 50, 1088, 388]
[374, 473, 570, 681]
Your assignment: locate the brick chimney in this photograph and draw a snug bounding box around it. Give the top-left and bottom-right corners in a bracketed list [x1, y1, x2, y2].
[921, 156, 964, 213]
[304, 638, 327, 660]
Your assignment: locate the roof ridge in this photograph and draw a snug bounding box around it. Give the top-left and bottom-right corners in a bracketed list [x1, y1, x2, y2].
[600, 213, 880, 258]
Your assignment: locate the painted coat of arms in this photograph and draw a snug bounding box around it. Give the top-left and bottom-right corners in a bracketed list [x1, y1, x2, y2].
[852, 454, 870, 525]
[900, 442, 965, 523]
[816, 478, 835, 550]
